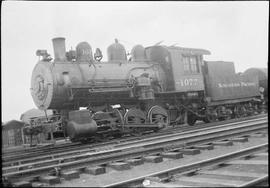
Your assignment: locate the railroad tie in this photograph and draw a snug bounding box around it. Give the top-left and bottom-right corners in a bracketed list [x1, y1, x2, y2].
[212, 141, 233, 146]
[161, 152, 183, 159]
[31, 182, 44, 187]
[61, 170, 80, 180]
[143, 180, 192, 187]
[193, 145, 214, 150]
[144, 155, 163, 163]
[126, 158, 144, 166]
[12, 181, 31, 187]
[84, 166, 106, 175]
[230, 137, 249, 142]
[180, 149, 201, 155]
[108, 162, 131, 170]
[39, 176, 60, 185]
[251, 133, 266, 137]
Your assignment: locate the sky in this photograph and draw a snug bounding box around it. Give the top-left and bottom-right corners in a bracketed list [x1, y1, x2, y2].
[1, 1, 269, 122]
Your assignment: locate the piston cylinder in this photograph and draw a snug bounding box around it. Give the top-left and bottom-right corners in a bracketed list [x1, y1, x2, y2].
[67, 110, 98, 140]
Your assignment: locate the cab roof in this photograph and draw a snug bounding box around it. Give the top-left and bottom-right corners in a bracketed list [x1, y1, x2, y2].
[165, 46, 211, 55]
[146, 45, 211, 55]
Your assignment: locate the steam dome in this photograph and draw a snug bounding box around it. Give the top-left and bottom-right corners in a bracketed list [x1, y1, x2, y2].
[131, 45, 146, 61]
[107, 39, 127, 61]
[76, 42, 93, 62]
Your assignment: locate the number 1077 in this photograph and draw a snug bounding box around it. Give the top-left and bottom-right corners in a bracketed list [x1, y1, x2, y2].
[176, 78, 198, 86]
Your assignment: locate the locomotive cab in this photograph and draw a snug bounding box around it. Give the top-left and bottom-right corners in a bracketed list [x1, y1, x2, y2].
[146, 45, 210, 93]
[145, 45, 211, 125]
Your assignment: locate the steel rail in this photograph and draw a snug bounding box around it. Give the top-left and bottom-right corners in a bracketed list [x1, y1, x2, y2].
[103, 143, 268, 187]
[3, 119, 267, 181]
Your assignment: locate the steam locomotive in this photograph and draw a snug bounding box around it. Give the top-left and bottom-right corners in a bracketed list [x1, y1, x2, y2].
[30, 37, 266, 141]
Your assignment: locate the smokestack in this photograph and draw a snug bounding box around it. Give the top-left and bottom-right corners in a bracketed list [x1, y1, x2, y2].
[52, 37, 66, 61]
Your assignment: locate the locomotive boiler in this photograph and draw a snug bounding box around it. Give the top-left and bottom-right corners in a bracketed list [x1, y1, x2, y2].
[31, 38, 165, 110]
[30, 37, 265, 141]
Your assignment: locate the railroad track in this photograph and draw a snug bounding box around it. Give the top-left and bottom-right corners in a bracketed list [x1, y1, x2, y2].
[104, 143, 268, 187]
[3, 116, 267, 168]
[3, 114, 267, 164]
[2, 116, 267, 186]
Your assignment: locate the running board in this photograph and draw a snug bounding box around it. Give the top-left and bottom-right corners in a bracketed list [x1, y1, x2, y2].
[123, 124, 162, 128]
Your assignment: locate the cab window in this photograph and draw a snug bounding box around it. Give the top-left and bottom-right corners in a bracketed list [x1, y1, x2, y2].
[183, 55, 199, 74]
[183, 56, 190, 72]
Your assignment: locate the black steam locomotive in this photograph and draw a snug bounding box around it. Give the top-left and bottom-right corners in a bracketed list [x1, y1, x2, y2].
[30, 37, 267, 141]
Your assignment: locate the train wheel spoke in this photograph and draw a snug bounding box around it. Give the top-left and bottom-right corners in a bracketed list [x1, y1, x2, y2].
[147, 105, 169, 128]
[124, 108, 146, 125]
